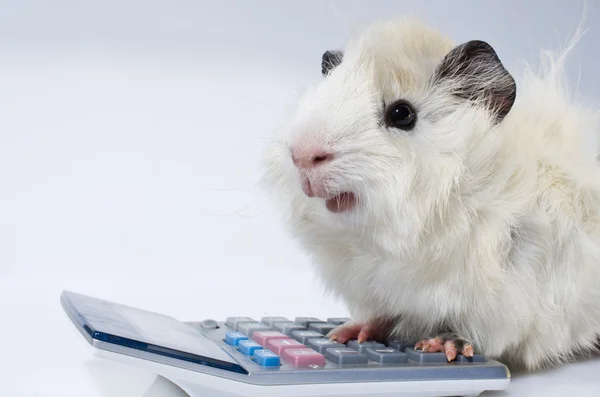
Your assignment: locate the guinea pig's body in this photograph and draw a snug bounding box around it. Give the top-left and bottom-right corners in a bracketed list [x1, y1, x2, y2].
[262, 17, 600, 370]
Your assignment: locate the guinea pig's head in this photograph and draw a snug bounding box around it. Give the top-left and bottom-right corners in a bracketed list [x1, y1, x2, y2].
[263, 17, 516, 248]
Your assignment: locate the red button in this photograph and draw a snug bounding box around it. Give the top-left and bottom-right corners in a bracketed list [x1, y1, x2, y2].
[266, 338, 305, 355]
[251, 331, 288, 346]
[281, 348, 325, 367]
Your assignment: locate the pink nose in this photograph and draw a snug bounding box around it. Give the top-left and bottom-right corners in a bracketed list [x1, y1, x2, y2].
[291, 149, 333, 169]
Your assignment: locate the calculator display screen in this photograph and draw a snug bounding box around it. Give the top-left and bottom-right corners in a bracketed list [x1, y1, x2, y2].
[61, 290, 247, 374]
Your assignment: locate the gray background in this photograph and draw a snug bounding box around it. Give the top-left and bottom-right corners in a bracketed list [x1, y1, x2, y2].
[1, 0, 597, 280]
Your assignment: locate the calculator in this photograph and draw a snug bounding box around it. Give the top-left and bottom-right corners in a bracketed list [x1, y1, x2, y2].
[60, 290, 510, 397]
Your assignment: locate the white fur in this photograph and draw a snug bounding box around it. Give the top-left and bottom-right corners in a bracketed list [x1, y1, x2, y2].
[261, 17, 600, 370]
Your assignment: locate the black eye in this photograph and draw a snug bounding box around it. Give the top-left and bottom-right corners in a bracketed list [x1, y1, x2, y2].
[385, 101, 416, 130]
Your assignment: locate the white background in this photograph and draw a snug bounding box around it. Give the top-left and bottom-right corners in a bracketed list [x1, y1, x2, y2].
[1, 1, 600, 396]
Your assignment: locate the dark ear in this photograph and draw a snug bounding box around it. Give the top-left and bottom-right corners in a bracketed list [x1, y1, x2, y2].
[434, 40, 516, 122]
[321, 50, 343, 76]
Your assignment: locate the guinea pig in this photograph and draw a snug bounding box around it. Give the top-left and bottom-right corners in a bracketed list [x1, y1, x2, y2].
[261, 16, 600, 371]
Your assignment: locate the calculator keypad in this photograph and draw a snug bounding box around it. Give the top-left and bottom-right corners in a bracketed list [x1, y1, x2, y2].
[325, 348, 368, 365]
[273, 322, 307, 336]
[387, 339, 417, 352]
[225, 317, 255, 330]
[237, 322, 271, 337]
[252, 349, 280, 366]
[260, 317, 290, 327]
[238, 339, 263, 356]
[347, 340, 386, 354]
[266, 338, 306, 355]
[405, 348, 449, 363]
[291, 330, 325, 344]
[251, 331, 289, 345]
[281, 348, 326, 367]
[366, 347, 408, 364]
[294, 317, 325, 328]
[308, 322, 337, 335]
[326, 317, 351, 325]
[224, 331, 248, 346]
[221, 316, 488, 369]
[306, 338, 345, 353]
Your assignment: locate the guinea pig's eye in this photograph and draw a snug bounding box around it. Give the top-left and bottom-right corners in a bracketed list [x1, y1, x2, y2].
[385, 101, 416, 130]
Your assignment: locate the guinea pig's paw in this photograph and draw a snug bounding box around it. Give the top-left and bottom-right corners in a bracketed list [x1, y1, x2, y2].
[414, 333, 474, 362]
[327, 317, 396, 344]
[327, 321, 365, 343]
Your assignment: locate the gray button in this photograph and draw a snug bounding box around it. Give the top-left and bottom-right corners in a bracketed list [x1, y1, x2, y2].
[326, 317, 351, 325]
[237, 322, 270, 336]
[307, 338, 345, 353]
[325, 348, 368, 365]
[273, 322, 306, 336]
[291, 330, 324, 344]
[225, 317, 255, 330]
[200, 319, 218, 329]
[387, 339, 416, 352]
[308, 322, 337, 335]
[347, 340, 386, 353]
[457, 354, 486, 363]
[294, 317, 325, 327]
[261, 317, 290, 327]
[366, 347, 408, 364]
[405, 348, 448, 363]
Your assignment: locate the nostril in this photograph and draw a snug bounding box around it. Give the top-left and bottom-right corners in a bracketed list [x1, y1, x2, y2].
[311, 153, 333, 165]
[290, 147, 333, 169]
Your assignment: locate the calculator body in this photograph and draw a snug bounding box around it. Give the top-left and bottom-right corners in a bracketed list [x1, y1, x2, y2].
[60, 290, 510, 397]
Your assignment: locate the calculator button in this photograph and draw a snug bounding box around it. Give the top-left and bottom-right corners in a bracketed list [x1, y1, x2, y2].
[326, 317, 351, 325]
[347, 340, 386, 353]
[291, 330, 324, 344]
[225, 317, 255, 330]
[260, 317, 290, 327]
[200, 319, 218, 329]
[308, 322, 337, 335]
[237, 322, 271, 337]
[306, 338, 345, 353]
[324, 348, 368, 365]
[273, 322, 307, 336]
[224, 331, 248, 346]
[386, 339, 416, 352]
[252, 331, 289, 346]
[252, 349, 280, 367]
[266, 338, 305, 355]
[294, 317, 325, 327]
[405, 348, 448, 363]
[366, 347, 408, 364]
[457, 354, 486, 363]
[281, 348, 326, 367]
[237, 340, 263, 356]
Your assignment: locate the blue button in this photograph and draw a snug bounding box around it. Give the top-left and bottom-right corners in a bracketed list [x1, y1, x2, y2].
[252, 349, 280, 366]
[225, 331, 248, 346]
[238, 339, 263, 356]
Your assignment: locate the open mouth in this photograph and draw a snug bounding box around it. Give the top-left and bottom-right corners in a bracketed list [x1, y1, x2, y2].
[325, 192, 357, 213]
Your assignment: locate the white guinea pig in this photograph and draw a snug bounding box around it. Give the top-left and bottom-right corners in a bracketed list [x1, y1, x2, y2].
[261, 16, 600, 371]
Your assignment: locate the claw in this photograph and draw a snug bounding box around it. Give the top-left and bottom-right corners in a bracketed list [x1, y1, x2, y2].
[357, 331, 367, 343]
[462, 344, 474, 357]
[328, 322, 363, 344]
[416, 335, 475, 361]
[444, 340, 457, 361]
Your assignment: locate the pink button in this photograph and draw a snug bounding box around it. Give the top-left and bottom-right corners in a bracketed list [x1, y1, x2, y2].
[281, 348, 326, 367]
[251, 331, 289, 346]
[266, 338, 305, 355]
